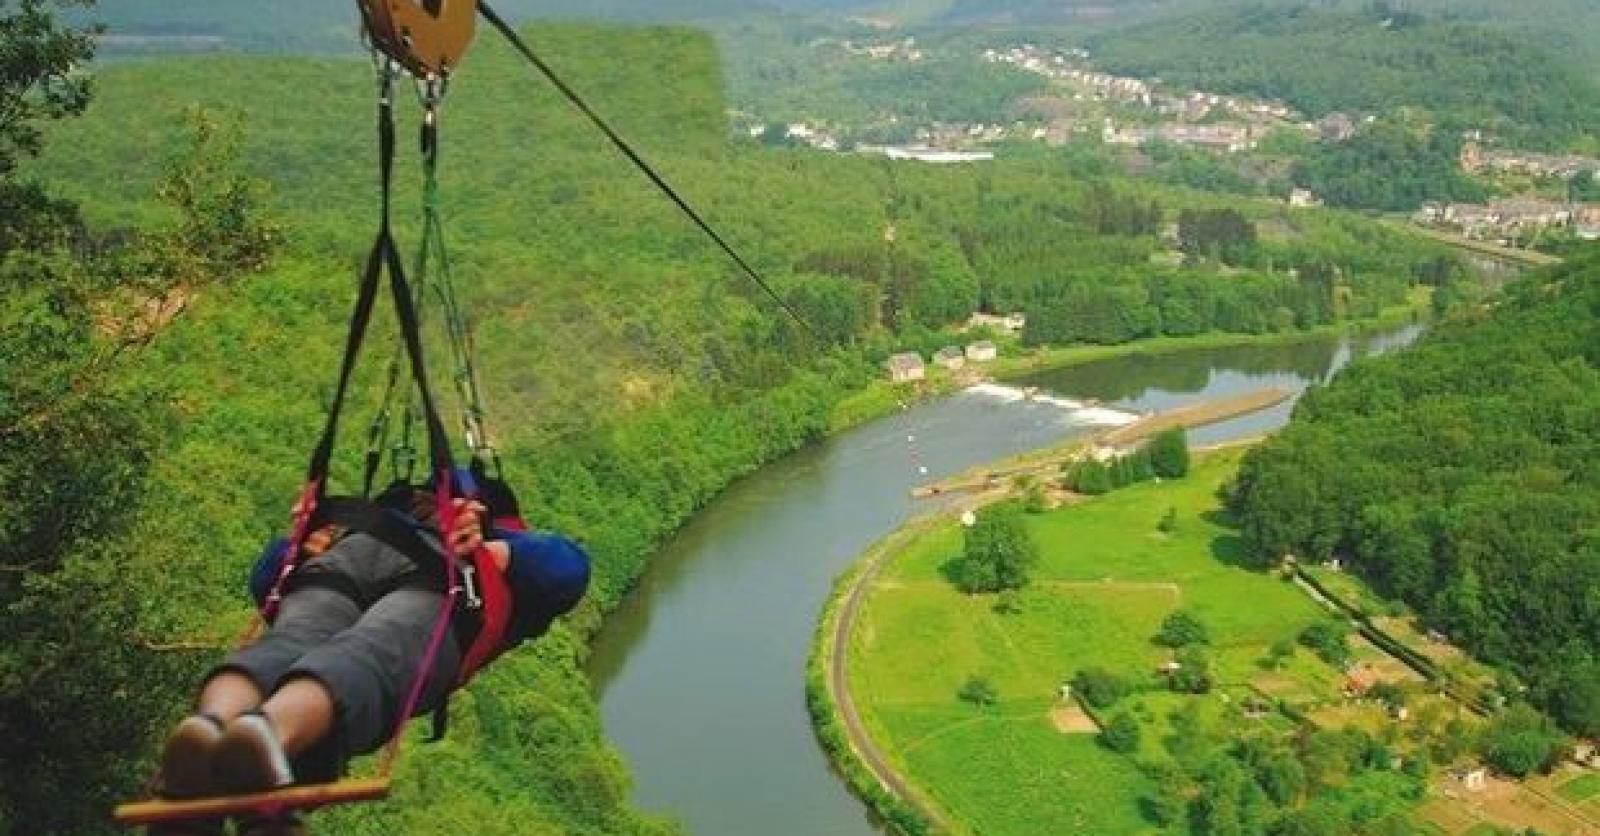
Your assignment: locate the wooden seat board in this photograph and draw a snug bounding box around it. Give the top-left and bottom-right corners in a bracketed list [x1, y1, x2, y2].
[114, 778, 390, 826]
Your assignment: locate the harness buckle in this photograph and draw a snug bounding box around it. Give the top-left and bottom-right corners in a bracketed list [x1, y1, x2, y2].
[459, 563, 484, 611]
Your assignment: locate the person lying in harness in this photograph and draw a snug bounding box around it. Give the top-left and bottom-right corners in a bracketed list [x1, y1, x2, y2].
[149, 474, 589, 834]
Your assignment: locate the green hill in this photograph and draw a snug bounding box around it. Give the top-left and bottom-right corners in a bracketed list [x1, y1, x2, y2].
[1090, 3, 1600, 149]
[1229, 250, 1600, 738]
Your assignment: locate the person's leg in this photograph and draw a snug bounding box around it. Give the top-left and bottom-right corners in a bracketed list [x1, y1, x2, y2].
[200, 587, 363, 720]
[156, 587, 361, 804]
[272, 587, 461, 758]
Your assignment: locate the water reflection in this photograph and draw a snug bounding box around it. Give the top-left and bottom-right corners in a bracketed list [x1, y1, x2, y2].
[1014, 325, 1424, 445]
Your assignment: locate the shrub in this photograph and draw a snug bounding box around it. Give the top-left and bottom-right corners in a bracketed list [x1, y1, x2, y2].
[958, 675, 998, 707]
[1073, 667, 1131, 709]
[1101, 712, 1142, 753]
[1148, 428, 1190, 478]
[1155, 610, 1210, 648]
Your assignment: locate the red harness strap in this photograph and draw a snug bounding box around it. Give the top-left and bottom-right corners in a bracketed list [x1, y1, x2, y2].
[457, 540, 513, 684]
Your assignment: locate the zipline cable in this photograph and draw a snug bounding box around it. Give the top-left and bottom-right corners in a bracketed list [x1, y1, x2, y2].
[477, 1, 819, 342]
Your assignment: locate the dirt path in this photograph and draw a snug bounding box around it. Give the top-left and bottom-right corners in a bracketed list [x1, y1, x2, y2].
[828, 526, 956, 832]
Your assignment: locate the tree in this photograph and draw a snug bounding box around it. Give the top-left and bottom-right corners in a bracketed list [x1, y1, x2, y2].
[1156, 610, 1210, 648]
[1144, 767, 1190, 828]
[1479, 704, 1569, 778]
[1265, 637, 1296, 670]
[1540, 653, 1600, 738]
[1170, 647, 1214, 694]
[0, 0, 98, 177]
[1101, 712, 1142, 753]
[1148, 428, 1191, 478]
[146, 107, 282, 282]
[1193, 757, 1269, 836]
[958, 675, 998, 707]
[1072, 667, 1131, 709]
[1178, 208, 1257, 266]
[1298, 620, 1352, 667]
[951, 503, 1038, 593]
[1256, 751, 1307, 805]
[1067, 459, 1115, 495]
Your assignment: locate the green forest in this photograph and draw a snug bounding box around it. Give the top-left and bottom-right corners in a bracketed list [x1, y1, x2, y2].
[1092, 3, 1600, 150]
[1228, 253, 1600, 740]
[0, 3, 1496, 834]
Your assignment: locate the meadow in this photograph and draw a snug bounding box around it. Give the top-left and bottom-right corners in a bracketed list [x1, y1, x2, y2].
[845, 449, 1353, 833]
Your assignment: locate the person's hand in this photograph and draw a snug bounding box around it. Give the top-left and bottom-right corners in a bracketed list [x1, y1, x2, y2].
[448, 498, 487, 557]
[304, 526, 338, 558]
[289, 499, 338, 559]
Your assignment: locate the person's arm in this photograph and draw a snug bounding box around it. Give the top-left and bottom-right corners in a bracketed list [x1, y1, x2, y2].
[247, 524, 343, 607]
[248, 537, 290, 607]
[497, 531, 591, 643]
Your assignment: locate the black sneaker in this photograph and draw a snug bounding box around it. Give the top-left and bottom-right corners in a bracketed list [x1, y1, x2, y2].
[145, 819, 225, 836]
[148, 713, 226, 835]
[213, 712, 295, 795]
[156, 714, 224, 799]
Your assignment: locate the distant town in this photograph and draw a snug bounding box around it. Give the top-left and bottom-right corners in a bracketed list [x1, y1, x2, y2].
[735, 37, 1600, 252]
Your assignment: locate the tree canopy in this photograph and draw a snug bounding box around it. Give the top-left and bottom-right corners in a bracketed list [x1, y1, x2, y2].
[951, 503, 1039, 593]
[1229, 251, 1600, 735]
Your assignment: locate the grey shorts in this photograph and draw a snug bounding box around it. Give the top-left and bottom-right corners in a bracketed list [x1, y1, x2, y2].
[214, 533, 461, 778]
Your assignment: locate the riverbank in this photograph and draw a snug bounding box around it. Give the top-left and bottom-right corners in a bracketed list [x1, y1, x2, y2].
[812, 449, 1270, 833]
[829, 294, 1428, 435]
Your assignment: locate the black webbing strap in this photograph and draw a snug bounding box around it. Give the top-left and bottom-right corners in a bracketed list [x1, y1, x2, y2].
[304, 69, 454, 494]
[306, 73, 402, 487]
[313, 498, 444, 571]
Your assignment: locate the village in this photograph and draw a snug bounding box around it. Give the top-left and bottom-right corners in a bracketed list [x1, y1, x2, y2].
[740, 39, 1319, 162]
[1410, 140, 1600, 245]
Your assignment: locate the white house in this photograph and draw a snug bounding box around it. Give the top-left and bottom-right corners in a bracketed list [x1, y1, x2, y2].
[933, 346, 966, 370]
[965, 341, 998, 362]
[967, 312, 1026, 334]
[1289, 188, 1323, 208]
[886, 352, 925, 383]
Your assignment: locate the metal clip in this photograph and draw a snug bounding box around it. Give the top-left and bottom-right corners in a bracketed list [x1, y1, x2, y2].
[372, 55, 397, 106]
[459, 563, 483, 611]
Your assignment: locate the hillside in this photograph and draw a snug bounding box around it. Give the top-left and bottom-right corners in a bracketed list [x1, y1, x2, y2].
[1229, 250, 1600, 738]
[7, 24, 873, 835]
[1090, 3, 1600, 149]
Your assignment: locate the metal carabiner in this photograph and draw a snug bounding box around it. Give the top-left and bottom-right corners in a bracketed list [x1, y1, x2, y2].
[458, 562, 484, 611]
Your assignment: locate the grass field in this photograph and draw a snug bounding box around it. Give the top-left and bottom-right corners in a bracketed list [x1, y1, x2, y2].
[846, 449, 1349, 834]
[1556, 773, 1600, 803]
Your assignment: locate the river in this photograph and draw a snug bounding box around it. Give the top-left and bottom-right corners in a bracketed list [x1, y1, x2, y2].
[586, 322, 1424, 835]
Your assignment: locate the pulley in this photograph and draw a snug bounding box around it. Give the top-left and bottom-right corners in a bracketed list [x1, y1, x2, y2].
[356, 0, 478, 79]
